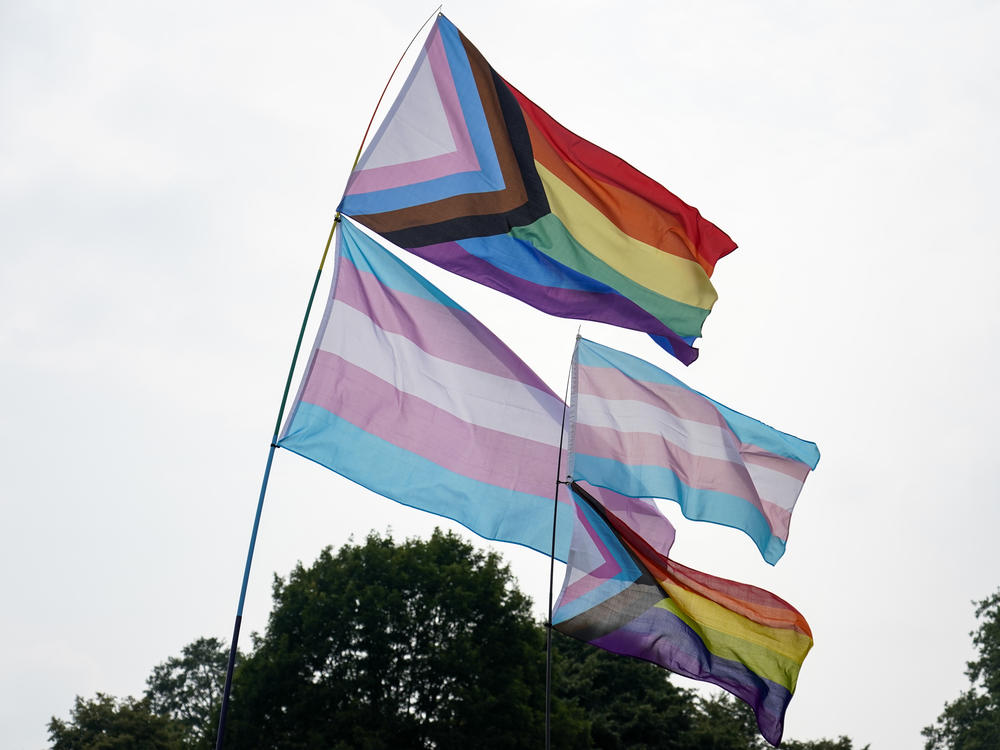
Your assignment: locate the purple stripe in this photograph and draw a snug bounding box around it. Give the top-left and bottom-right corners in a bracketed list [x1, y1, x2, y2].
[345, 27, 481, 194]
[408, 240, 698, 364]
[301, 350, 561, 495]
[335, 253, 558, 399]
[591, 605, 789, 745]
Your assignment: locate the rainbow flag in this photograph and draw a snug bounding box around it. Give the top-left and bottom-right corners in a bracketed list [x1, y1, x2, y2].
[337, 15, 735, 364]
[554, 482, 813, 747]
[278, 220, 574, 557]
[570, 338, 820, 564]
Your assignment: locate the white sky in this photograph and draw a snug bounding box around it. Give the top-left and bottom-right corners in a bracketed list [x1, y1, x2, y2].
[3, 1, 998, 747]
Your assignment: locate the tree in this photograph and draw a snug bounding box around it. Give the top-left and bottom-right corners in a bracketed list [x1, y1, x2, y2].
[225, 530, 589, 749]
[688, 693, 768, 750]
[48, 529, 867, 749]
[782, 737, 869, 750]
[145, 636, 231, 749]
[923, 590, 1000, 749]
[553, 632, 698, 749]
[48, 693, 182, 750]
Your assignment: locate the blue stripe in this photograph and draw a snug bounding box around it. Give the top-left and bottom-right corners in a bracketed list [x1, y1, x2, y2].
[573, 453, 786, 565]
[459, 233, 615, 292]
[437, 15, 504, 191]
[338, 18, 506, 215]
[589, 602, 793, 745]
[339, 221, 465, 311]
[278, 402, 573, 560]
[578, 339, 820, 467]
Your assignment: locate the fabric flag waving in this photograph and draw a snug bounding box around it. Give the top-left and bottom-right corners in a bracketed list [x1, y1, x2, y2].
[554, 482, 812, 747]
[337, 14, 735, 365]
[570, 338, 820, 564]
[279, 219, 573, 558]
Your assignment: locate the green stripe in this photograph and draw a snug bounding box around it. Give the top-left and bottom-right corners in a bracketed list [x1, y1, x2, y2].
[510, 213, 709, 339]
[658, 598, 808, 692]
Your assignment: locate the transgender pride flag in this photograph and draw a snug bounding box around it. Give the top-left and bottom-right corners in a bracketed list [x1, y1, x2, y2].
[569, 338, 820, 564]
[278, 219, 573, 558]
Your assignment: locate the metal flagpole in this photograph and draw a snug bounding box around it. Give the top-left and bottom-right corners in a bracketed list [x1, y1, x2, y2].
[214, 214, 340, 749]
[212, 10, 443, 748]
[545, 333, 579, 750]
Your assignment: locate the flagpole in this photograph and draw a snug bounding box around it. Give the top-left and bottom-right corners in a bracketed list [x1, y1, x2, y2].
[545, 335, 578, 750]
[351, 5, 442, 171]
[213, 214, 340, 750]
[212, 11, 447, 747]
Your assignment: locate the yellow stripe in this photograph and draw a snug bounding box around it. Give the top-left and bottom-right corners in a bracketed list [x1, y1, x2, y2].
[657, 598, 806, 690]
[536, 162, 718, 309]
[662, 579, 813, 663]
[656, 584, 812, 690]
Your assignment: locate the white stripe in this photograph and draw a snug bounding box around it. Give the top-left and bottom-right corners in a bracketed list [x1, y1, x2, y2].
[745, 463, 806, 511]
[574, 392, 741, 464]
[322, 300, 566, 446]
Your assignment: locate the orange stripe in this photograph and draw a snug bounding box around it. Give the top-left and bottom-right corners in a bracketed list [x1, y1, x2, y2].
[519, 108, 713, 274]
[667, 559, 812, 637]
[628, 544, 811, 637]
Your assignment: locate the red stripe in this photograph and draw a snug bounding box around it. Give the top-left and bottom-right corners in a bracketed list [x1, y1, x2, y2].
[664, 559, 813, 637]
[505, 80, 737, 273]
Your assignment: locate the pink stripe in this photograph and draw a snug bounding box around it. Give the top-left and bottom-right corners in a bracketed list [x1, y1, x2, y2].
[559, 501, 629, 604]
[345, 27, 480, 194]
[334, 255, 559, 400]
[578, 363, 724, 426]
[575, 423, 793, 541]
[301, 350, 561, 495]
[575, 424, 763, 509]
[558, 485, 676, 606]
[741, 449, 812, 482]
[578, 364, 808, 481]
[760, 499, 791, 540]
[589, 485, 676, 555]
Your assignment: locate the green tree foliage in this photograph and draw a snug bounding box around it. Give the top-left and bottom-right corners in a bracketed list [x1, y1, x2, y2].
[225, 530, 589, 749]
[48, 693, 182, 750]
[688, 693, 767, 750]
[145, 636, 230, 749]
[553, 633, 698, 749]
[924, 590, 1000, 749]
[50, 530, 864, 749]
[782, 735, 870, 750]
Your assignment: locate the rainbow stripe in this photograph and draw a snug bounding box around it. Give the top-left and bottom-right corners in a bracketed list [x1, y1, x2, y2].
[554, 482, 812, 746]
[279, 220, 574, 558]
[338, 15, 735, 364]
[570, 338, 820, 564]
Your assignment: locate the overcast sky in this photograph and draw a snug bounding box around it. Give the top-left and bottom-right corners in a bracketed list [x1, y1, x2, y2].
[3, 1, 999, 748]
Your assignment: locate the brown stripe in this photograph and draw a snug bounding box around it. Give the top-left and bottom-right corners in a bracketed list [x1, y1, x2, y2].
[355, 31, 531, 235]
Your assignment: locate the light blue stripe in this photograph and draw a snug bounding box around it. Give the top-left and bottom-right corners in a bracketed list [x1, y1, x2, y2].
[578, 339, 820, 468]
[573, 453, 786, 565]
[338, 17, 506, 215]
[436, 15, 504, 191]
[339, 221, 465, 311]
[278, 402, 573, 560]
[552, 496, 645, 623]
